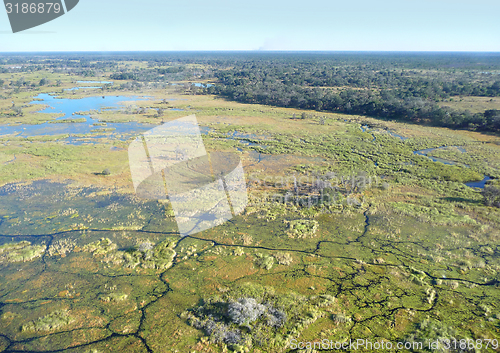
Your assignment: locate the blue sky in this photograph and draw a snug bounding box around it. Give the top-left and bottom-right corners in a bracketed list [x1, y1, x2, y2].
[0, 0, 499, 51]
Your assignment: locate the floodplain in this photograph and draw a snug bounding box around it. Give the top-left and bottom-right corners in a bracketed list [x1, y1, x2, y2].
[0, 58, 499, 353]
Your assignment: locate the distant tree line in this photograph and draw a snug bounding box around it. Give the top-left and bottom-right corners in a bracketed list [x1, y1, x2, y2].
[1, 52, 500, 132]
[110, 67, 193, 82]
[204, 57, 500, 132]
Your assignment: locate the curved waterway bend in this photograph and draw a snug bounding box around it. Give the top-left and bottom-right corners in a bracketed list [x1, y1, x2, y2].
[359, 125, 492, 188]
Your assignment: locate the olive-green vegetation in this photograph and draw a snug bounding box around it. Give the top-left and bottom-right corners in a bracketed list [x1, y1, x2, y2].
[105, 239, 177, 270]
[21, 310, 74, 332]
[285, 219, 319, 238]
[0, 241, 45, 263]
[181, 283, 336, 352]
[49, 118, 87, 124]
[0, 54, 499, 353]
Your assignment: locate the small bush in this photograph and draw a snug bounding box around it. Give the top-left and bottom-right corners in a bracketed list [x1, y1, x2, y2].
[482, 185, 500, 207]
[254, 254, 274, 270]
[273, 252, 293, 265]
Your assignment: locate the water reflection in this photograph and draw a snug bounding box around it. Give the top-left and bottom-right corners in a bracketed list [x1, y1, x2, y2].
[0, 93, 154, 143]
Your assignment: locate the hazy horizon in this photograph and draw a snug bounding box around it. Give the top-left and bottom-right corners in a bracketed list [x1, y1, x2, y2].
[1, 50, 500, 54]
[1, 0, 499, 52]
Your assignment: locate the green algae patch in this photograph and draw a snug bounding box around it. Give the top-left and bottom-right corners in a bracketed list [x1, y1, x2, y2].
[77, 237, 177, 270]
[21, 310, 74, 332]
[263, 202, 289, 221]
[0, 241, 45, 263]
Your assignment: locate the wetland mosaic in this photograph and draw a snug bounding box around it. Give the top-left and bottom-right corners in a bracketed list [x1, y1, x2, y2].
[0, 53, 499, 353]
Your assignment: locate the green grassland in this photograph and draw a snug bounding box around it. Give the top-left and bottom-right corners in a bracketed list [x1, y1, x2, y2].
[439, 96, 500, 114]
[0, 66, 499, 352]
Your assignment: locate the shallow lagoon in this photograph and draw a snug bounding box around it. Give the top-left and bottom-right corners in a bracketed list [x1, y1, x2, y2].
[0, 93, 154, 142]
[465, 175, 492, 188]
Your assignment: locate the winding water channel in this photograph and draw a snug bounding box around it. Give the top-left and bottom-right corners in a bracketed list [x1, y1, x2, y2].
[360, 125, 492, 188]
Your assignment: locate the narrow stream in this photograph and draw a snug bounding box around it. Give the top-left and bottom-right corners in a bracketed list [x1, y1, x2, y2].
[359, 125, 493, 189]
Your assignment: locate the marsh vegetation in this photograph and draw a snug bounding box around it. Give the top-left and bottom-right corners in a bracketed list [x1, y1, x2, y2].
[0, 53, 498, 352]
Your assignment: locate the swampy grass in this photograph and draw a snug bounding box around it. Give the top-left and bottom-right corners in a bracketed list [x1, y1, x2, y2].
[0, 177, 498, 351]
[0, 79, 499, 352]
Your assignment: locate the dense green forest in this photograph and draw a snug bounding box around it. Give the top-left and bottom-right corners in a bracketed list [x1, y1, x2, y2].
[205, 53, 500, 132]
